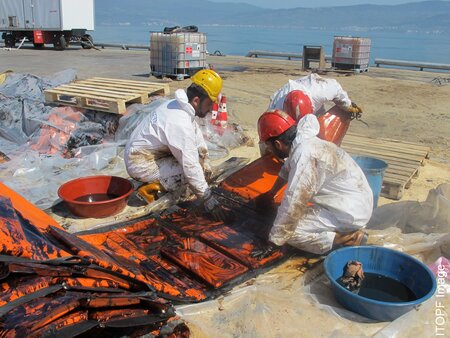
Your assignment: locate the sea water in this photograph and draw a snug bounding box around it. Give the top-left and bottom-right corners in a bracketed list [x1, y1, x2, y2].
[93, 24, 450, 64]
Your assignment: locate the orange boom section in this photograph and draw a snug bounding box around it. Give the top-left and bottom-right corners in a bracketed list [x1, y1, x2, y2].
[0, 183, 62, 232]
[0, 183, 69, 260]
[0, 182, 185, 337]
[220, 154, 286, 205]
[0, 162, 296, 336]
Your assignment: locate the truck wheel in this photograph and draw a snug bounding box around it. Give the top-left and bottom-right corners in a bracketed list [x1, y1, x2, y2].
[53, 34, 66, 51]
[5, 34, 15, 48]
[81, 34, 93, 49]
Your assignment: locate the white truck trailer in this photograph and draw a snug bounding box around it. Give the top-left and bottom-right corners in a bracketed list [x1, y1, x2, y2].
[0, 0, 94, 50]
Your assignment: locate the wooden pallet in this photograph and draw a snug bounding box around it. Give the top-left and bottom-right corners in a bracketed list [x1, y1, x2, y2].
[341, 133, 430, 200]
[44, 77, 170, 114]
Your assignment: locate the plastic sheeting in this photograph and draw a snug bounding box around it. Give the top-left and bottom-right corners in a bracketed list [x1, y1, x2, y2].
[0, 70, 250, 210]
[176, 184, 450, 337]
[197, 114, 253, 160]
[0, 145, 127, 210]
[115, 102, 251, 161]
[178, 268, 448, 337]
[367, 183, 450, 260]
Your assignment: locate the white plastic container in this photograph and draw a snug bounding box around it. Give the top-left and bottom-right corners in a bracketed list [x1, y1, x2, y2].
[150, 31, 207, 80]
[332, 36, 371, 72]
[0, 0, 94, 31]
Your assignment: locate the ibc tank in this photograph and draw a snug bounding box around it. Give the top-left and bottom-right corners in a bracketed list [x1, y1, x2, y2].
[332, 36, 371, 72]
[150, 30, 207, 80]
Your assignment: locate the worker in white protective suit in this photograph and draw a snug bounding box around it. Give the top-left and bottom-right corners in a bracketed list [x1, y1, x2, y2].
[254, 110, 373, 255]
[268, 73, 362, 119]
[124, 69, 228, 221]
[260, 73, 363, 155]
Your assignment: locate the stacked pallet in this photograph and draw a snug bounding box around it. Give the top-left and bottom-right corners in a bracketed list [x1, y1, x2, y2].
[342, 133, 430, 200]
[44, 77, 170, 114]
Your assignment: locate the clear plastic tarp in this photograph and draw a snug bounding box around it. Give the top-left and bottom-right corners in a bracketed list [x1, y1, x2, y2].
[177, 184, 450, 337]
[0, 70, 250, 210]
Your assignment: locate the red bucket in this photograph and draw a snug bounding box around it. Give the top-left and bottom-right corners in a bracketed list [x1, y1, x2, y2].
[58, 175, 133, 218]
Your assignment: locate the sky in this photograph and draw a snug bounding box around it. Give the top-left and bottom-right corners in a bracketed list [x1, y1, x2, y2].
[208, 0, 431, 9]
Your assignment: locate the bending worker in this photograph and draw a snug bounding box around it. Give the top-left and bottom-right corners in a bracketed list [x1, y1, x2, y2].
[268, 73, 362, 121]
[256, 110, 373, 255]
[124, 69, 227, 221]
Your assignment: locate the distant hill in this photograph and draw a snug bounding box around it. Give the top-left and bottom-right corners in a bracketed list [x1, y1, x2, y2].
[95, 0, 450, 32]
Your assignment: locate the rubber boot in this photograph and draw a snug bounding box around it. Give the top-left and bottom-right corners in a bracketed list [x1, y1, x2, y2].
[333, 230, 368, 250]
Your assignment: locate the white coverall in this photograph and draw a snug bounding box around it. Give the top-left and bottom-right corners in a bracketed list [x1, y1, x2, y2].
[268, 73, 352, 115]
[269, 115, 373, 254]
[125, 89, 210, 197]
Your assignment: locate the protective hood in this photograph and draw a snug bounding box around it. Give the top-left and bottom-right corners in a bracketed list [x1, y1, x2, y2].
[174, 89, 195, 117]
[293, 114, 320, 145]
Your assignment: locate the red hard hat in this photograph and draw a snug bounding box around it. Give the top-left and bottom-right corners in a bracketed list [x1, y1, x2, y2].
[257, 109, 296, 143]
[283, 90, 313, 121]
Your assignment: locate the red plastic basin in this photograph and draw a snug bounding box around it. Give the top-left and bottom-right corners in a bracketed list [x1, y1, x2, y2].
[58, 175, 134, 218]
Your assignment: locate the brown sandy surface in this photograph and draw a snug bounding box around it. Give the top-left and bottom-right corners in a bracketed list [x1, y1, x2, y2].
[2, 47, 449, 202]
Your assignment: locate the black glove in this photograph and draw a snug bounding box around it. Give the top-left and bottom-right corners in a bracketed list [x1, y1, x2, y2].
[254, 192, 275, 210]
[250, 241, 276, 260]
[203, 193, 231, 222]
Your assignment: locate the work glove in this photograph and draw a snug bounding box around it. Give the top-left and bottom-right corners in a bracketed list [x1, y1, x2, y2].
[254, 192, 278, 218]
[333, 230, 368, 249]
[254, 192, 275, 210]
[347, 102, 363, 115]
[250, 241, 277, 260]
[203, 162, 213, 184]
[202, 192, 232, 222]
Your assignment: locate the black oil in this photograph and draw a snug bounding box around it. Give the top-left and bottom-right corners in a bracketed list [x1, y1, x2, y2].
[339, 272, 417, 302]
[75, 193, 119, 203]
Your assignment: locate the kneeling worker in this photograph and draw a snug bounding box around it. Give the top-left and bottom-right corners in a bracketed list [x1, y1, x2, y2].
[125, 69, 227, 221]
[257, 110, 373, 254]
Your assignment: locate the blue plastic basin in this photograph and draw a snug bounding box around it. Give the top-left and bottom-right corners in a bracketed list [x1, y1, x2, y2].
[324, 246, 436, 321]
[353, 156, 388, 208]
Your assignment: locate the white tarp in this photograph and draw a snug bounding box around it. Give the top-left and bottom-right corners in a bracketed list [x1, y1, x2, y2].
[177, 184, 450, 337]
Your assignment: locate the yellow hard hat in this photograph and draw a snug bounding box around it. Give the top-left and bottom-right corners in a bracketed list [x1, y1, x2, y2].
[0, 70, 13, 85]
[191, 69, 223, 102]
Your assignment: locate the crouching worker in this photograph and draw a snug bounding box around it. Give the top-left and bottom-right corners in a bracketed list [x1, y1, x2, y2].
[256, 110, 373, 255]
[269, 73, 362, 120]
[259, 73, 363, 155]
[124, 69, 229, 221]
